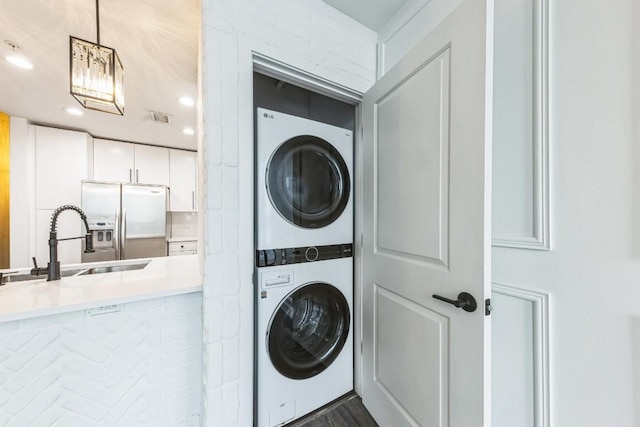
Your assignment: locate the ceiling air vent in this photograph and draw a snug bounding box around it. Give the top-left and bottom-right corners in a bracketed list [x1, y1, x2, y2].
[151, 111, 172, 125]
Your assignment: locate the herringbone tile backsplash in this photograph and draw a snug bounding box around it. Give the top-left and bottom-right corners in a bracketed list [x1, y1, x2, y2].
[0, 292, 203, 426]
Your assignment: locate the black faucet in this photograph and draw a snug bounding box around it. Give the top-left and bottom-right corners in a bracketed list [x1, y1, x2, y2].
[31, 205, 95, 281]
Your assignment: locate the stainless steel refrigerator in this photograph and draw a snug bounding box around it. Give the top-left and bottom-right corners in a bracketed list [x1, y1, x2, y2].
[81, 181, 168, 262]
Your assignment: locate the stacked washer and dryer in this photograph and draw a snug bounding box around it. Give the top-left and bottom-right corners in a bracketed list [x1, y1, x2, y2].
[255, 107, 354, 427]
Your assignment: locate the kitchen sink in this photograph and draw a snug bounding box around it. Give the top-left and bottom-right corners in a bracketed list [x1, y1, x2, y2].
[0, 268, 83, 284]
[78, 261, 150, 276]
[0, 261, 150, 284]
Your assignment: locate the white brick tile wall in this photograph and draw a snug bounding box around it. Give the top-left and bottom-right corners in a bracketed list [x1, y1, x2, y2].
[0, 293, 202, 426]
[201, 0, 377, 425]
[208, 211, 224, 254]
[208, 165, 223, 210]
[222, 168, 239, 210]
[204, 297, 223, 343]
[222, 253, 240, 296]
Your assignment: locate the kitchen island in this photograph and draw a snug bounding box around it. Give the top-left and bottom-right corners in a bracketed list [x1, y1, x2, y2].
[0, 254, 203, 425]
[0, 254, 202, 322]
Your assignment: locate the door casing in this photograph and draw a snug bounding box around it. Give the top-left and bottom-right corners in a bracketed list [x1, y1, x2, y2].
[251, 53, 367, 396]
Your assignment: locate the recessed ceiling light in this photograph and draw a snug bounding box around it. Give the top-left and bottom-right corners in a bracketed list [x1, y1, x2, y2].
[6, 55, 33, 70]
[182, 127, 195, 135]
[65, 107, 84, 116]
[179, 96, 195, 107]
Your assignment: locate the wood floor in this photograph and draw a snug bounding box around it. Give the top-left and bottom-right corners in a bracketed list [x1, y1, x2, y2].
[287, 392, 378, 427]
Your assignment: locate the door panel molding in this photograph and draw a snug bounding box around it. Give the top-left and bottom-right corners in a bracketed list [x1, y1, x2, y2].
[373, 47, 451, 270]
[492, 283, 550, 427]
[491, 0, 549, 251]
[373, 283, 449, 427]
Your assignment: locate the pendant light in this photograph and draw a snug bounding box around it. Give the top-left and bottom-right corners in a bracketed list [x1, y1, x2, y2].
[70, 0, 124, 115]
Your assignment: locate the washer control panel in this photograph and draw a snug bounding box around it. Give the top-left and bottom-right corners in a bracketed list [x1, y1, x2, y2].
[260, 269, 294, 290]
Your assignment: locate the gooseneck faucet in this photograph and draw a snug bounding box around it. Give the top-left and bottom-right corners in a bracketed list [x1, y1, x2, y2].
[31, 205, 95, 281]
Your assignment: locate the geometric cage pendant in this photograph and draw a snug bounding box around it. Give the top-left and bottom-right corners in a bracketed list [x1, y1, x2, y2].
[70, 36, 124, 115]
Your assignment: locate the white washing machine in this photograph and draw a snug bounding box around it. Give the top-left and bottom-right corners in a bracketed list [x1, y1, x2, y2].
[256, 108, 353, 250]
[255, 257, 353, 427]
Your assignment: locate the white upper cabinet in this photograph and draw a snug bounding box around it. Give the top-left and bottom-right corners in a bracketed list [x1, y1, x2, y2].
[35, 126, 93, 210]
[134, 144, 170, 186]
[94, 139, 169, 186]
[93, 139, 135, 183]
[169, 149, 197, 211]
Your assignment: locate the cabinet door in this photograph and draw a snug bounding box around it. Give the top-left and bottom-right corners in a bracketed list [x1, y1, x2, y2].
[169, 149, 196, 211]
[134, 145, 169, 186]
[35, 126, 92, 209]
[167, 240, 197, 256]
[94, 139, 135, 183]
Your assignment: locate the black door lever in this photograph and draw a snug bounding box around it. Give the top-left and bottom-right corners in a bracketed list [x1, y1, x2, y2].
[432, 292, 478, 312]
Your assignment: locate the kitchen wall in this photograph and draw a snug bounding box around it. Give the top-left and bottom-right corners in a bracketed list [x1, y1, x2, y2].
[200, 0, 376, 424]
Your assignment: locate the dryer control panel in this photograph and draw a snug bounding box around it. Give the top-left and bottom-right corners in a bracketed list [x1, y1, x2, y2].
[255, 243, 352, 267]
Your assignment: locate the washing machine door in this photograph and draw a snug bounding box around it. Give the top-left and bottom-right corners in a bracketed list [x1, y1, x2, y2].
[268, 282, 350, 380]
[266, 135, 350, 229]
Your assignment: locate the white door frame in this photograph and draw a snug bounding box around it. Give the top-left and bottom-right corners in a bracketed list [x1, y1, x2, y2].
[250, 51, 368, 398]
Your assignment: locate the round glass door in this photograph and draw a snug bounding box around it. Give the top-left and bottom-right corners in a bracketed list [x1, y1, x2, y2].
[268, 283, 350, 380]
[266, 135, 350, 229]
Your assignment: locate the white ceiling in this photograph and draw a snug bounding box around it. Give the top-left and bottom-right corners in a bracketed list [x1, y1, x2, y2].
[322, 0, 410, 31]
[0, 0, 405, 152]
[0, 0, 199, 150]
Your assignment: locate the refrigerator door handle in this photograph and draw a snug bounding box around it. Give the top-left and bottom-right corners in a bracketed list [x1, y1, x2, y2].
[114, 208, 121, 260]
[121, 208, 127, 259]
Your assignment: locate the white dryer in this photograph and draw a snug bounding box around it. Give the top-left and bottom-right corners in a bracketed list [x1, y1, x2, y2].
[256, 108, 353, 250]
[255, 257, 353, 427]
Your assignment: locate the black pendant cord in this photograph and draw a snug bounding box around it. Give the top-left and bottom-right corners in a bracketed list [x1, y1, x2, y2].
[96, 0, 100, 46]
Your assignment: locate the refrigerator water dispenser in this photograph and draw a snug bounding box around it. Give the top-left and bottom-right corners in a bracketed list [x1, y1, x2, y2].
[87, 219, 116, 249]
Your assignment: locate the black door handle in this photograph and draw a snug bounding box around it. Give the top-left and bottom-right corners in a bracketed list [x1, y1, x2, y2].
[432, 292, 477, 312]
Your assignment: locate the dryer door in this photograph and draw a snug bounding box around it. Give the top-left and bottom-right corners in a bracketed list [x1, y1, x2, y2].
[266, 135, 350, 229]
[268, 282, 350, 380]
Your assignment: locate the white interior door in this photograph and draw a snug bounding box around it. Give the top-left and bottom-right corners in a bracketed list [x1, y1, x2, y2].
[361, 0, 493, 426]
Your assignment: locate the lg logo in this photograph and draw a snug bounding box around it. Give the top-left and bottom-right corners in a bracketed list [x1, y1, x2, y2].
[263, 113, 274, 119]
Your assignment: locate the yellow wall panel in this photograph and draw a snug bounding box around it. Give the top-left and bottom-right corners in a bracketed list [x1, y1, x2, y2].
[0, 112, 9, 268]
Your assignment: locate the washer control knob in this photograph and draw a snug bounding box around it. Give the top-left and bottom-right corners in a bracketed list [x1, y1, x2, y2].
[305, 246, 319, 262]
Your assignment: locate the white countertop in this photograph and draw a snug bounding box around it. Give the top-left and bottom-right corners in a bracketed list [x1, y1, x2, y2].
[0, 255, 202, 323]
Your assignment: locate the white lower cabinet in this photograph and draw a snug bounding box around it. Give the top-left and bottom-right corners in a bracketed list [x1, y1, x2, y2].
[167, 240, 197, 256]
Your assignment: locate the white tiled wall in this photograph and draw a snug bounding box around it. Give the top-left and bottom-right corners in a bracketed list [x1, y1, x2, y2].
[0, 293, 202, 426]
[200, 0, 377, 425]
[170, 212, 199, 238]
